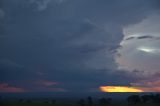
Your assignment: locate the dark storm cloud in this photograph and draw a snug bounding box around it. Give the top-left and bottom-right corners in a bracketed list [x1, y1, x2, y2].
[137, 35, 154, 39]
[125, 37, 135, 40]
[125, 35, 155, 41]
[0, 0, 160, 92]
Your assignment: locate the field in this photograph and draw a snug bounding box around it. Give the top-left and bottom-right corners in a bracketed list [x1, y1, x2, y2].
[1, 93, 160, 106]
[1, 101, 160, 106]
[1, 102, 74, 106]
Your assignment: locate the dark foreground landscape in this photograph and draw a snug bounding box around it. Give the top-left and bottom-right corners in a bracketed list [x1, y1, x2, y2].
[0, 93, 160, 106]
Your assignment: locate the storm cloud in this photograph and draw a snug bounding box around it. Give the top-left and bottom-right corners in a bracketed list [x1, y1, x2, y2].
[0, 0, 160, 92]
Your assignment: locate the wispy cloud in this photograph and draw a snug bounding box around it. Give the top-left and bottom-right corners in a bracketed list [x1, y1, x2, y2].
[38, 80, 58, 86]
[46, 87, 66, 92]
[30, 0, 51, 11]
[29, 0, 66, 11]
[0, 83, 26, 93]
[0, 59, 23, 68]
[32, 80, 66, 92]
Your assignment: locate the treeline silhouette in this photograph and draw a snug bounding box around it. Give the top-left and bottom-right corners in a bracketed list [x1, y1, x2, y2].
[78, 96, 112, 106]
[0, 94, 160, 106]
[78, 94, 160, 106]
[127, 94, 160, 104]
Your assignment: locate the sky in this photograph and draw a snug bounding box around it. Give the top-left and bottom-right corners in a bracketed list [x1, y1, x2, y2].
[0, 0, 160, 93]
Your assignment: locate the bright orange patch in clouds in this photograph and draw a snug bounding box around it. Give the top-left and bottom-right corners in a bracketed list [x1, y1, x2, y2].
[100, 86, 144, 92]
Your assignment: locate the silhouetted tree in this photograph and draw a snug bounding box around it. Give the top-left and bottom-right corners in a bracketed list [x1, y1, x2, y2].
[26, 99, 32, 103]
[106, 98, 112, 105]
[0, 96, 1, 102]
[127, 95, 141, 104]
[0, 96, 2, 105]
[44, 100, 49, 104]
[99, 97, 111, 106]
[78, 99, 85, 106]
[19, 98, 24, 103]
[52, 99, 56, 104]
[141, 95, 152, 103]
[99, 98, 105, 106]
[87, 96, 93, 106]
[152, 94, 160, 103]
[141, 94, 160, 104]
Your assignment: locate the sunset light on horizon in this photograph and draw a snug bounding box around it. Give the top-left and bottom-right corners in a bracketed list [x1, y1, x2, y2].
[100, 86, 144, 92]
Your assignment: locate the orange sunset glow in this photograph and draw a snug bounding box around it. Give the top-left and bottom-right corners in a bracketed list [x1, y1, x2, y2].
[100, 86, 144, 92]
